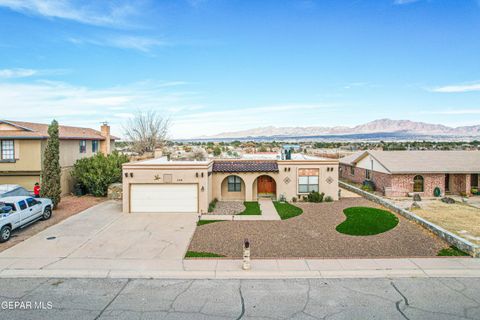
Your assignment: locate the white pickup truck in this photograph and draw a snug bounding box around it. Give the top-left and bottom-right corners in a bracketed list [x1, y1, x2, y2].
[0, 196, 53, 242]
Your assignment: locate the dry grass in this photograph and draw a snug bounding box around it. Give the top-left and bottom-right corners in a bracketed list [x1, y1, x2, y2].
[414, 201, 480, 245]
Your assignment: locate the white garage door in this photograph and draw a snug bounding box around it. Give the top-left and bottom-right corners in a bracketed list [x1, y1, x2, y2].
[130, 184, 198, 213]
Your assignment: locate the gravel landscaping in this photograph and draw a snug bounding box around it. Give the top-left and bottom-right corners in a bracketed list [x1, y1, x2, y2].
[210, 201, 246, 215]
[189, 197, 449, 258]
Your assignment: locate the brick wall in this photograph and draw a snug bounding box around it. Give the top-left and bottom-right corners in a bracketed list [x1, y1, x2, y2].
[340, 164, 392, 194]
[390, 174, 445, 197]
[339, 164, 365, 184]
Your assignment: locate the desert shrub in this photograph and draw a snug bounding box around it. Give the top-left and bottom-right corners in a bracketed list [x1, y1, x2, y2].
[324, 196, 333, 202]
[72, 152, 129, 197]
[307, 191, 324, 203]
[471, 188, 479, 195]
[361, 184, 374, 192]
[291, 196, 297, 203]
[362, 180, 376, 191]
[208, 198, 218, 212]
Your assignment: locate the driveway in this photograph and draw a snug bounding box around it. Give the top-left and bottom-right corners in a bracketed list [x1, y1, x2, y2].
[0, 201, 198, 272]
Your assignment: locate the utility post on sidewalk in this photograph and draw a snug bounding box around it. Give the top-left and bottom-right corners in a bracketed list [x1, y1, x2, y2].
[242, 239, 251, 270]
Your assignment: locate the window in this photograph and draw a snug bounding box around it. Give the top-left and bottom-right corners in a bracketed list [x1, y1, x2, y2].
[26, 198, 38, 207]
[1, 140, 14, 160]
[2, 203, 16, 212]
[350, 166, 355, 175]
[298, 168, 319, 193]
[79, 140, 87, 153]
[471, 174, 478, 188]
[413, 175, 424, 192]
[366, 169, 371, 180]
[18, 200, 27, 211]
[227, 176, 242, 192]
[92, 140, 99, 153]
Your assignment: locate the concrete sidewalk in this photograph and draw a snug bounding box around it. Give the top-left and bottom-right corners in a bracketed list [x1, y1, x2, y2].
[0, 257, 478, 279]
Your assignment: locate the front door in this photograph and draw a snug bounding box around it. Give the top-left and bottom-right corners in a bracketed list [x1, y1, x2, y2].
[257, 176, 276, 195]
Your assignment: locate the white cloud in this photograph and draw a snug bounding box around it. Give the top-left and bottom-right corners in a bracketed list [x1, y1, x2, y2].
[0, 0, 138, 27]
[68, 35, 167, 52]
[418, 109, 480, 115]
[0, 80, 202, 138]
[0, 68, 37, 78]
[0, 78, 343, 139]
[394, 0, 421, 4]
[430, 82, 480, 93]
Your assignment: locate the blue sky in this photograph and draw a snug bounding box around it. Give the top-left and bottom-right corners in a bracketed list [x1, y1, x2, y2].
[0, 0, 479, 138]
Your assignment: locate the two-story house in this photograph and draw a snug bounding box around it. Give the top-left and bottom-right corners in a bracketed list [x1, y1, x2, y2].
[0, 120, 117, 194]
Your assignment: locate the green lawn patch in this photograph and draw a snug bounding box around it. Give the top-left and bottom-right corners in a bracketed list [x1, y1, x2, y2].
[185, 251, 225, 258]
[336, 206, 399, 236]
[197, 220, 223, 226]
[273, 201, 303, 220]
[239, 201, 262, 215]
[437, 246, 470, 257]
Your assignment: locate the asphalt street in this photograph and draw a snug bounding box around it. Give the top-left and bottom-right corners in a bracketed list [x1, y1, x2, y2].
[0, 277, 479, 320]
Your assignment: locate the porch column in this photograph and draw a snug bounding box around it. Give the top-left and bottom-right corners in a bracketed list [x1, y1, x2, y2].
[244, 175, 255, 201]
[466, 174, 472, 196]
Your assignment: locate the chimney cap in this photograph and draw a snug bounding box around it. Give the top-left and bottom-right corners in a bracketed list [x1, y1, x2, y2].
[101, 121, 109, 126]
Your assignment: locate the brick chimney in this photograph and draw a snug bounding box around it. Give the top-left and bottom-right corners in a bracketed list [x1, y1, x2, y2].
[100, 122, 111, 155]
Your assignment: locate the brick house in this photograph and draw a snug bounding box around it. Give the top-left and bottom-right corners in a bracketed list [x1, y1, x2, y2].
[339, 150, 480, 197]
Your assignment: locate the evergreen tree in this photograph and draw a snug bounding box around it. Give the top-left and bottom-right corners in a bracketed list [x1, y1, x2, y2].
[41, 120, 61, 208]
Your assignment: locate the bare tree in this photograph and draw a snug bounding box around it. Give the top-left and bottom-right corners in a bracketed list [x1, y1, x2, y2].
[124, 110, 170, 155]
[190, 147, 207, 161]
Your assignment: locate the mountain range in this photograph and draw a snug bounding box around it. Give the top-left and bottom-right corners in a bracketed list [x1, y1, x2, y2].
[200, 119, 480, 140]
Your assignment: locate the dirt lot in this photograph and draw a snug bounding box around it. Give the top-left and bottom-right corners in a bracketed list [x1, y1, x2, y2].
[413, 200, 480, 245]
[189, 198, 448, 258]
[0, 195, 105, 252]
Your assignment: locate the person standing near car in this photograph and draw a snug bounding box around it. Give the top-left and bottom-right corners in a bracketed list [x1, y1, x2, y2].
[33, 182, 40, 198]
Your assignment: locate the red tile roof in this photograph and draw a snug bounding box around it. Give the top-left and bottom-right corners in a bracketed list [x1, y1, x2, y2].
[212, 160, 279, 173]
[0, 120, 118, 140]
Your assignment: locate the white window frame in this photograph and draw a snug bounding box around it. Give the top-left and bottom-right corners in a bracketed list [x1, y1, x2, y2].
[92, 140, 99, 153]
[298, 168, 319, 194]
[79, 140, 87, 153]
[1, 140, 15, 161]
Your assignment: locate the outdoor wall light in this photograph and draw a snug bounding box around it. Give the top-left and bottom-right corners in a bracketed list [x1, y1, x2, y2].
[196, 172, 199, 178]
[201, 172, 204, 177]
[130, 173, 134, 178]
[124, 173, 128, 178]
[201, 186, 205, 192]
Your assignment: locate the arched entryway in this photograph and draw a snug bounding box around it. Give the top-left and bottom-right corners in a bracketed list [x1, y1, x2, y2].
[221, 175, 246, 200]
[253, 175, 277, 199]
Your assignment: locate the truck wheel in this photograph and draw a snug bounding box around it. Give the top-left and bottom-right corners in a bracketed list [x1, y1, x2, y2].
[42, 207, 52, 220]
[0, 226, 11, 243]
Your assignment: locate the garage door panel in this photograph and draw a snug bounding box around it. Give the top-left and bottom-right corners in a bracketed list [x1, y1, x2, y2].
[131, 184, 198, 213]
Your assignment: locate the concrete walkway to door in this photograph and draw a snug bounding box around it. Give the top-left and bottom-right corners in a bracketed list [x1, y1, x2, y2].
[200, 200, 281, 221]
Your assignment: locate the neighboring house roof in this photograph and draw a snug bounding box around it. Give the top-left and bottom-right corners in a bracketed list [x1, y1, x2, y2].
[213, 160, 279, 173]
[0, 120, 118, 140]
[340, 150, 480, 174]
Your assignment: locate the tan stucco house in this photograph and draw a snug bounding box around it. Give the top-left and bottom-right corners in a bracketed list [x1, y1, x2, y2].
[0, 120, 116, 194]
[340, 150, 480, 197]
[122, 154, 339, 213]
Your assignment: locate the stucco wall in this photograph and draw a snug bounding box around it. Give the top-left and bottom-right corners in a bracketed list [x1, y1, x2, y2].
[0, 175, 40, 191]
[212, 160, 339, 202]
[59, 140, 98, 167]
[0, 140, 42, 171]
[122, 162, 212, 213]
